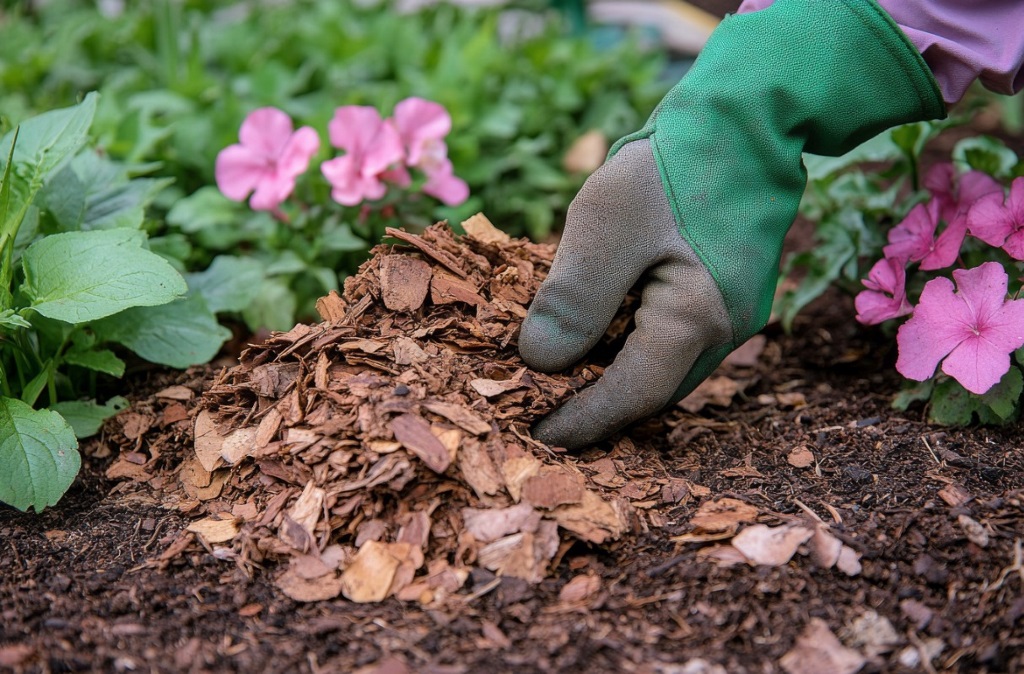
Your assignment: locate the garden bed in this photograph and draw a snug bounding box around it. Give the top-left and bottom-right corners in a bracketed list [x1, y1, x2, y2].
[3, 220, 1023, 674]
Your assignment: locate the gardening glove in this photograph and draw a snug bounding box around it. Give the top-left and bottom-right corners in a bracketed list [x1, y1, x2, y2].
[519, 0, 945, 450]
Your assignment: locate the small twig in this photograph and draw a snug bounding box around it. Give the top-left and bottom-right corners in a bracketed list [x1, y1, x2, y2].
[921, 436, 940, 464]
[461, 577, 501, 603]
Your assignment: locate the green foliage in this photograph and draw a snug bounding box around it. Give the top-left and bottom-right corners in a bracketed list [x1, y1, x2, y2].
[0, 96, 231, 511]
[927, 368, 1023, 426]
[0, 0, 668, 327]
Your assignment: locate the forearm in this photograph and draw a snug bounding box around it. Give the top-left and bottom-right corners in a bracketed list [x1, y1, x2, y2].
[737, 0, 1024, 105]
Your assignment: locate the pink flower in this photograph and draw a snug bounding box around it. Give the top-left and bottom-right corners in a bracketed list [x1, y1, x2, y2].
[855, 257, 912, 325]
[321, 106, 405, 206]
[391, 97, 469, 206]
[896, 261, 1024, 394]
[883, 199, 961, 270]
[215, 107, 320, 211]
[924, 164, 1001, 223]
[967, 177, 1024, 259]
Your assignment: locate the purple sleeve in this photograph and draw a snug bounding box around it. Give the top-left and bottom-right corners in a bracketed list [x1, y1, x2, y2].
[736, 0, 1024, 105]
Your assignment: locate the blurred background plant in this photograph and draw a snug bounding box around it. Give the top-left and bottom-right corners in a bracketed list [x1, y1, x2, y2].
[0, 0, 669, 329]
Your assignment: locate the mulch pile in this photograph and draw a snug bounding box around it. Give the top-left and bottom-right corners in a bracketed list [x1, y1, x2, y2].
[107, 215, 643, 603]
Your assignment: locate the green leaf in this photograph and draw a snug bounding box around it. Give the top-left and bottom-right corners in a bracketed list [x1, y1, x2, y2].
[0, 93, 98, 234]
[928, 378, 978, 426]
[20, 360, 53, 407]
[63, 348, 126, 377]
[22, 229, 187, 324]
[320, 221, 368, 252]
[40, 151, 172, 232]
[184, 255, 265, 314]
[49, 396, 129, 438]
[980, 366, 1023, 420]
[166, 186, 239, 233]
[952, 136, 1018, 178]
[242, 278, 297, 332]
[0, 396, 80, 512]
[0, 309, 31, 331]
[92, 294, 230, 368]
[892, 379, 934, 412]
[803, 130, 902, 182]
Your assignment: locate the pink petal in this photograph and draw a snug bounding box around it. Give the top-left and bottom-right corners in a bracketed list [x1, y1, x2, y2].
[422, 160, 469, 206]
[249, 174, 295, 211]
[239, 107, 294, 159]
[277, 126, 320, 179]
[895, 276, 974, 381]
[920, 215, 966, 270]
[321, 155, 363, 206]
[215, 144, 268, 202]
[1007, 177, 1024, 224]
[381, 165, 412, 187]
[1003, 229, 1024, 260]
[942, 336, 1013, 394]
[360, 119, 404, 177]
[952, 261, 1010, 326]
[393, 97, 451, 166]
[884, 201, 938, 263]
[967, 192, 1013, 246]
[924, 162, 955, 198]
[855, 289, 911, 325]
[328, 106, 386, 155]
[957, 170, 1003, 208]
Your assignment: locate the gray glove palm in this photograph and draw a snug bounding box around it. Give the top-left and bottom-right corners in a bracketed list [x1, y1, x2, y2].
[519, 140, 731, 449]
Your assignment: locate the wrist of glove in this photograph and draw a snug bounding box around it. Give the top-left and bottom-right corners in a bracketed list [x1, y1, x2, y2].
[520, 0, 945, 450]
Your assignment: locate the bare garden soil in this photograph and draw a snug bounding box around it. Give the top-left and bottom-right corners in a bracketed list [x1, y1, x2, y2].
[2, 209, 1024, 674]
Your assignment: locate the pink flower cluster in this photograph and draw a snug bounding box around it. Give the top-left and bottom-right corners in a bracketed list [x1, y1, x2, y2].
[855, 164, 1024, 394]
[215, 98, 469, 212]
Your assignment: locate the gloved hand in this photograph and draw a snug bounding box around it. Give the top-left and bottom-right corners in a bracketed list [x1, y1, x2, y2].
[519, 0, 945, 449]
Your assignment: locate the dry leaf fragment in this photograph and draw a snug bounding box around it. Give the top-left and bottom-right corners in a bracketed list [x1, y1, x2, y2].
[462, 213, 510, 245]
[462, 503, 540, 542]
[551, 490, 629, 544]
[0, 644, 35, 668]
[938, 483, 972, 507]
[154, 385, 194, 401]
[390, 413, 451, 473]
[431, 271, 485, 306]
[780, 618, 866, 674]
[788, 446, 815, 468]
[275, 568, 344, 602]
[380, 255, 432, 312]
[186, 515, 240, 544]
[288, 481, 325, 542]
[722, 335, 766, 368]
[315, 289, 348, 322]
[521, 467, 585, 509]
[558, 573, 602, 603]
[422, 400, 491, 436]
[836, 545, 863, 576]
[843, 610, 901, 657]
[732, 524, 814, 567]
[808, 525, 843, 568]
[697, 543, 748, 568]
[690, 498, 759, 534]
[193, 410, 224, 471]
[340, 541, 403, 603]
[471, 373, 528, 398]
[392, 336, 430, 365]
[679, 376, 740, 413]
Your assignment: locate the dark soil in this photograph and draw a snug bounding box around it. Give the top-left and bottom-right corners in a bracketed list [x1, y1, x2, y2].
[3, 281, 1023, 673]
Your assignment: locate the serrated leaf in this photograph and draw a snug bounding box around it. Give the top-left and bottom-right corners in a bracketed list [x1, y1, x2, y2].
[185, 255, 265, 313]
[92, 294, 230, 368]
[22, 228, 187, 324]
[0, 396, 80, 512]
[63, 348, 125, 377]
[49, 396, 129, 438]
[0, 93, 98, 233]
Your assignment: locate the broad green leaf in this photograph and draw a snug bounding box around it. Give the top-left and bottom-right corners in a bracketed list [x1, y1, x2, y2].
[980, 366, 1023, 420]
[242, 278, 297, 332]
[22, 229, 187, 324]
[0, 309, 31, 331]
[928, 378, 977, 426]
[184, 255, 265, 314]
[266, 250, 308, 276]
[0, 127, 18, 305]
[40, 152, 172, 232]
[166, 185, 239, 233]
[92, 294, 230, 368]
[892, 379, 934, 412]
[0, 396, 80, 512]
[63, 348, 126, 377]
[20, 360, 53, 407]
[49, 396, 129, 438]
[0, 93, 98, 234]
[953, 136, 1018, 178]
[320, 221, 368, 252]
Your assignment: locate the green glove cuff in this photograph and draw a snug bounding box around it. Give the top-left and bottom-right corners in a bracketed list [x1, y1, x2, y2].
[610, 0, 945, 346]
